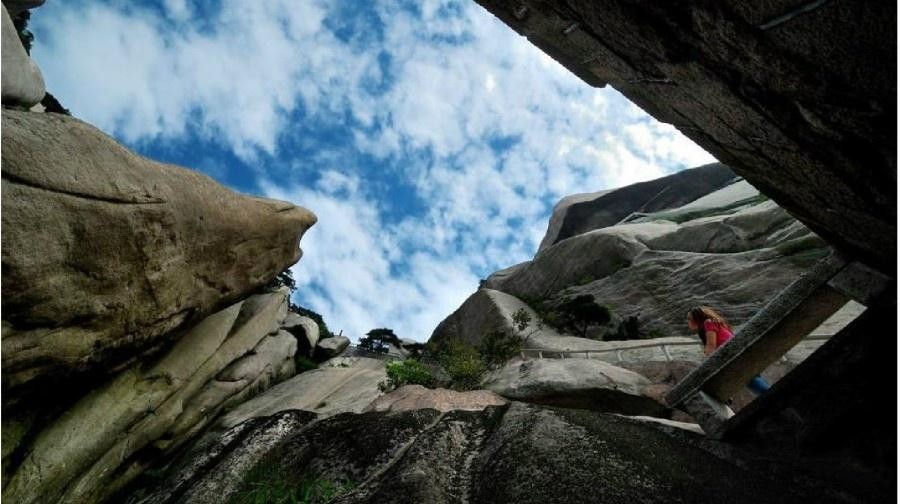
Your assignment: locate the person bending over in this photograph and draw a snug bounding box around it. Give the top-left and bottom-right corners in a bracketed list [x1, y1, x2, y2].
[687, 306, 770, 395]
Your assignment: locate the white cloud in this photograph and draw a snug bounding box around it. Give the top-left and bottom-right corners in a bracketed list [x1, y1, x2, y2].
[31, 0, 716, 341]
[261, 177, 479, 340]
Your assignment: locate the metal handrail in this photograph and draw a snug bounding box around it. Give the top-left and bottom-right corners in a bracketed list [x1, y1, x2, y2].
[518, 334, 831, 362]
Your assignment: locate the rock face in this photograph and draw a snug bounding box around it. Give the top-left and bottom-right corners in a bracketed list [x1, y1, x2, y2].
[1, 110, 317, 402]
[126, 410, 319, 504]
[433, 175, 829, 348]
[482, 358, 668, 417]
[129, 403, 858, 504]
[316, 334, 351, 359]
[2, 290, 299, 504]
[282, 312, 320, 357]
[364, 385, 507, 413]
[486, 207, 825, 336]
[213, 356, 387, 430]
[539, 163, 736, 251]
[474, 0, 896, 274]
[429, 171, 860, 426]
[1, 5, 45, 107]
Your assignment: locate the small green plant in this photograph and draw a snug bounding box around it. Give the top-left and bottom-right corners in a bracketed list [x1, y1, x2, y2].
[231, 463, 353, 504]
[478, 329, 523, 369]
[605, 315, 638, 341]
[511, 308, 531, 333]
[577, 274, 596, 286]
[291, 304, 334, 339]
[557, 295, 611, 338]
[646, 328, 667, 339]
[380, 359, 436, 392]
[296, 355, 318, 373]
[266, 268, 335, 339]
[11, 10, 33, 55]
[438, 340, 486, 391]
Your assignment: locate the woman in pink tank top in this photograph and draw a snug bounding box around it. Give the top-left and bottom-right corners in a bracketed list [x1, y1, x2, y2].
[687, 306, 770, 395]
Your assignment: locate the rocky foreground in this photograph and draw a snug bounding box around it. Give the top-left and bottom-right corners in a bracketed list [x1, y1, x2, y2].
[126, 399, 851, 504]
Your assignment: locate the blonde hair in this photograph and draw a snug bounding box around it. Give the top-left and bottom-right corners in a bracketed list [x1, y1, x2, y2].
[687, 306, 732, 330]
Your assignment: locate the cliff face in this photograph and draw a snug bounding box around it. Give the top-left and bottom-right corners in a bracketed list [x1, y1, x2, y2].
[0, 4, 320, 500]
[432, 167, 835, 350]
[474, 0, 896, 274]
[539, 163, 736, 251]
[1, 111, 316, 405]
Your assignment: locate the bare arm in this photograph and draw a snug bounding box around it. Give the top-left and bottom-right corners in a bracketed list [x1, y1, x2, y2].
[704, 331, 717, 356]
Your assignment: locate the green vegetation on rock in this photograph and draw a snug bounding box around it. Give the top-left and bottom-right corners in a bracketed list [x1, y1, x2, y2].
[295, 356, 318, 373]
[230, 463, 353, 504]
[437, 340, 487, 391]
[626, 193, 770, 224]
[380, 359, 436, 392]
[267, 268, 335, 339]
[479, 329, 524, 370]
[358, 328, 400, 354]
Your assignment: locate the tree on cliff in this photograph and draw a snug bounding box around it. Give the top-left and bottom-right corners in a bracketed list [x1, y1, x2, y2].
[358, 328, 400, 354]
[557, 295, 611, 338]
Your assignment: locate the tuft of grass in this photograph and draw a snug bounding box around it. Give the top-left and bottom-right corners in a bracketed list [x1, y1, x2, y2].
[296, 355, 318, 373]
[230, 463, 354, 504]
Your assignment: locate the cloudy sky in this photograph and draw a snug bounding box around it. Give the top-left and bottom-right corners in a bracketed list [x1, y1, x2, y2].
[31, 0, 715, 342]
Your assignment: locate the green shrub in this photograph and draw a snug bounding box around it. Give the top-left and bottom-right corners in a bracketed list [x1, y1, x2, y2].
[556, 295, 611, 338]
[577, 274, 596, 286]
[438, 340, 486, 391]
[296, 356, 318, 373]
[230, 463, 353, 504]
[604, 315, 638, 341]
[510, 308, 531, 333]
[291, 304, 334, 340]
[380, 359, 435, 392]
[479, 329, 523, 369]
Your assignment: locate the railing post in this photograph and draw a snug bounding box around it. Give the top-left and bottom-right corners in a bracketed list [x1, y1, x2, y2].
[538, 351, 543, 359]
[663, 345, 673, 362]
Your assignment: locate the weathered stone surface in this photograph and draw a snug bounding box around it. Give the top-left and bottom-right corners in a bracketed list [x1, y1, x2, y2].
[668, 253, 851, 407]
[126, 410, 318, 504]
[482, 358, 668, 417]
[430, 287, 696, 360]
[475, 0, 896, 273]
[1, 110, 316, 401]
[538, 163, 736, 251]
[131, 402, 859, 504]
[364, 385, 507, 413]
[482, 181, 828, 336]
[214, 356, 386, 431]
[315, 335, 350, 359]
[1, 5, 45, 107]
[539, 189, 611, 251]
[1, 291, 298, 504]
[282, 312, 319, 357]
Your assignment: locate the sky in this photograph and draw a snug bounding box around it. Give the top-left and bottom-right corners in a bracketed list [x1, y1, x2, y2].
[30, 0, 716, 342]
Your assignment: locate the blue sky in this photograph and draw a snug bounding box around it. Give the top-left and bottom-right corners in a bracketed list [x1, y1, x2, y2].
[30, 0, 715, 342]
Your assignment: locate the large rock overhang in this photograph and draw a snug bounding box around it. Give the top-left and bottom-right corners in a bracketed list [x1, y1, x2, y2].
[474, 0, 896, 275]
